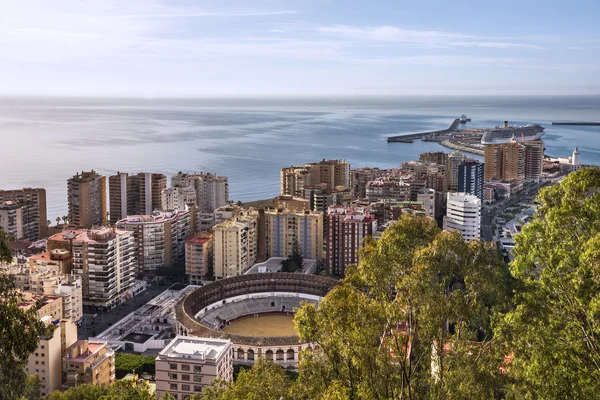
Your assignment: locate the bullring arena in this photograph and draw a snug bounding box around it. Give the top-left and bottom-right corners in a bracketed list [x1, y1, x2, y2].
[175, 273, 339, 366]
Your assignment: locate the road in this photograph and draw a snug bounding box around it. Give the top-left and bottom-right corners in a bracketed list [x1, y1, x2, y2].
[77, 280, 176, 339]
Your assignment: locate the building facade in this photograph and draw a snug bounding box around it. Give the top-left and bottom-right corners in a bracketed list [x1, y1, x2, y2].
[446, 152, 467, 192]
[161, 186, 197, 211]
[67, 171, 107, 228]
[0, 200, 23, 239]
[281, 159, 351, 198]
[458, 160, 485, 201]
[155, 336, 233, 400]
[213, 212, 258, 279]
[326, 206, 377, 277]
[0, 187, 47, 240]
[523, 140, 544, 181]
[109, 172, 167, 224]
[417, 188, 436, 218]
[171, 172, 229, 213]
[117, 210, 193, 274]
[444, 193, 481, 242]
[185, 232, 214, 284]
[62, 340, 115, 388]
[263, 208, 323, 261]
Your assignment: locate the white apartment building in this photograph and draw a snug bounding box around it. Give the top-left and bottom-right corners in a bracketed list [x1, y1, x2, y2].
[161, 186, 198, 211]
[47, 228, 136, 309]
[444, 193, 481, 242]
[264, 208, 323, 261]
[171, 172, 229, 213]
[213, 212, 258, 279]
[117, 210, 192, 273]
[155, 336, 233, 400]
[417, 188, 436, 218]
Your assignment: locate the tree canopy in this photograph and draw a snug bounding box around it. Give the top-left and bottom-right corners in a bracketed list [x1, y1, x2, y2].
[281, 239, 303, 272]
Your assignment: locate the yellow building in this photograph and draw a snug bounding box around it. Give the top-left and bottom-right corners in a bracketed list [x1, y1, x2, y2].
[67, 171, 107, 228]
[185, 232, 214, 284]
[263, 208, 323, 261]
[484, 139, 525, 182]
[213, 212, 258, 279]
[62, 340, 115, 388]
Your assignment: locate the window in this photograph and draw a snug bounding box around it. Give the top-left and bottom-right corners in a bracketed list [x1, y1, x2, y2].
[169, 373, 178, 380]
[182, 384, 190, 391]
[170, 363, 178, 370]
[170, 383, 178, 391]
[181, 364, 190, 371]
[194, 385, 203, 392]
[193, 376, 202, 382]
[182, 374, 190, 381]
[193, 366, 202, 373]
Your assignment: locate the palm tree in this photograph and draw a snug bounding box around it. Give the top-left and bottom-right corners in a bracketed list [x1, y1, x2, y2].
[62, 215, 69, 226]
[56, 217, 61, 228]
[47, 220, 51, 228]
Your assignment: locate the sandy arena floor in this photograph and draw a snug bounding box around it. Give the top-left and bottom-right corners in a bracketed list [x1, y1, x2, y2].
[223, 314, 297, 337]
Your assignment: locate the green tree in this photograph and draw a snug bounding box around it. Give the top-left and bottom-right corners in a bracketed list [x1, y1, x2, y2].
[114, 353, 156, 378]
[0, 227, 50, 400]
[281, 239, 303, 272]
[47, 380, 155, 400]
[499, 167, 600, 399]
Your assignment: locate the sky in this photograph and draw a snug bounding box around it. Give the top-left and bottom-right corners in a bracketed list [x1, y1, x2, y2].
[0, 0, 599, 96]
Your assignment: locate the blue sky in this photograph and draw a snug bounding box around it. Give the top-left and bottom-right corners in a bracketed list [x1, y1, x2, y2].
[0, 0, 599, 96]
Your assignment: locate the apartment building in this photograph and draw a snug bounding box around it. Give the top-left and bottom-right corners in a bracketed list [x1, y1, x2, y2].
[0, 200, 23, 239]
[117, 210, 192, 274]
[524, 140, 544, 181]
[47, 228, 136, 309]
[0, 187, 47, 240]
[109, 172, 167, 224]
[484, 139, 526, 182]
[62, 340, 115, 388]
[67, 171, 107, 228]
[161, 186, 197, 211]
[351, 167, 385, 199]
[365, 179, 411, 202]
[281, 159, 351, 198]
[213, 212, 258, 279]
[419, 151, 449, 166]
[273, 195, 311, 212]
[458, 160, 485, 201]
[326, 206, 377, 277]
[26, 319, 78, 397]
[417, 188, 436, 218]
[444, 193, 481, 242]
[155, 336, 233, 400]
[446, 152, 467, 192]
[185, 232, 213, 284]
[263, 208, 323, 261]
[171, 172, 229, 213]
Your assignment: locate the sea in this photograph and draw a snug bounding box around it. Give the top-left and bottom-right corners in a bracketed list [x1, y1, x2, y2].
[0, 95, 599, 221]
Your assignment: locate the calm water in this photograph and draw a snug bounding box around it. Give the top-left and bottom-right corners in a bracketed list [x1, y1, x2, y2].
[0, 96, 599, 220]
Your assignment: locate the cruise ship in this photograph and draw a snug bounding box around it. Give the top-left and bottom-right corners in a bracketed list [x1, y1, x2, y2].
[481, 123, 545, 144]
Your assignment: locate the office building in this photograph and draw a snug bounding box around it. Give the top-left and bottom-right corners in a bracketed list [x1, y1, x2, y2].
[62, 340, 115, 388]
[109, 172, 167, 224]
[171, 172, 229, 213]
[524, 140, 544, 181]
[444, 193, 481, 242]
[326, 206, 377, 277]
[26, 319, 78, 397]
[417, 188, 436, 218]
[155, 336, 233, 399]
[213, 212, 258, 279]
[0, 187, 47, 240]
[263, 208, 323, 261]
[117, 210, 192, 274]
[458, 160, 485, 201]
[185, 232, 213, 284]
[47, 228, 136, 309]
[0, 200, 23, 239]
[67, 171, 107, 228]
[161, 186, 197, 211]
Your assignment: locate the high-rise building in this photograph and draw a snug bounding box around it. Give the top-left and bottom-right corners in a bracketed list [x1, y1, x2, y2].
[417, 188, 436, 218]
[213, 212, 258, 279]
[280, 166, 312, 198]
[0, 200, 23, 239]
[351, 167, 385, 198]
[109, 172, 167, 224]
[161, 186, 197, 211]
[484, 144, 505, 181]
[171, 172, 229, 213]
[155, 336, 233, 399]
[185, 232, 213, 284]
[326, 206, 377, 277]
[484, 139, 526, 182]
[458, 160, 485, 201]
[504, 139, 525, 181]
[26, 319, 78, 397]
[419, 151, 449, 166]
[446, 152, 466, 192]
[0, 187, 47, 240]
[365, 179, 411, 202]
[47, 228, 136, 309]
[116, 210, 193, 274]
[67, 171, 107, 228]
[281, 159, 350, 197]
[62, 340, 115, 388]
[263, 208, 323, 261]
[444, 193, 481, 242]
[524, 140, 544, 181]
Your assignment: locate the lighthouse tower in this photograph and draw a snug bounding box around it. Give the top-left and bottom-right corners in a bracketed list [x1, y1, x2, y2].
[572, 147, 581, 165]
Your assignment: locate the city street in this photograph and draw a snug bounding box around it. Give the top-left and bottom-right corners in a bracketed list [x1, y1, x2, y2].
[78, 280, 177, 339]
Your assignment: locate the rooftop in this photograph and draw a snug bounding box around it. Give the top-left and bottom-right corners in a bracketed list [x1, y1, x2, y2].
[158, 336, 231, 361]
[117, 210, 189, 224]
[49, 228, 130, 244]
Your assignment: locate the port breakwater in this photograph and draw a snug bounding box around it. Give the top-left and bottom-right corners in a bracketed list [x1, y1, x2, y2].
[387, 119, 461, 143]
[552, 122, 600, 126]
